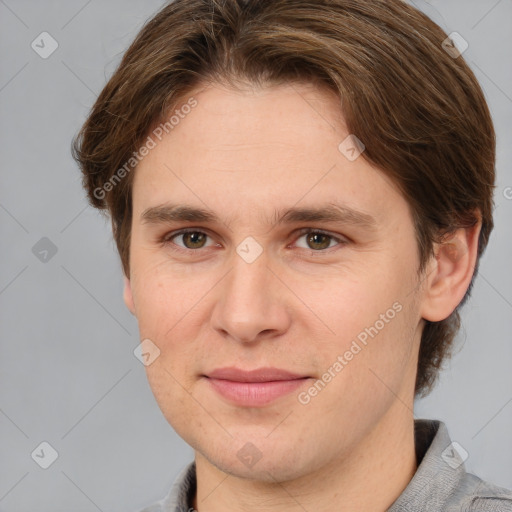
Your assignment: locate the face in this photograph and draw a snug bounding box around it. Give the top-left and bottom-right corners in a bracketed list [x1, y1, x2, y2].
[125, 81, 426, 482]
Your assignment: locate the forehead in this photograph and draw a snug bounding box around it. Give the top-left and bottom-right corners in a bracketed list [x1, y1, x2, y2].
[132, 81, 408, 228]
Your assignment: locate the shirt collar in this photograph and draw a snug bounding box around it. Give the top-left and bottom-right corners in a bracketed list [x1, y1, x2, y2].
[388, 419, 467, 511]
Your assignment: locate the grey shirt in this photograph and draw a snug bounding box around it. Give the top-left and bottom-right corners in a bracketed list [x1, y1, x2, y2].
[139, 420, 512, 511]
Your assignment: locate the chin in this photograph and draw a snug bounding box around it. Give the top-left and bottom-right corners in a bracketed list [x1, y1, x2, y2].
[213, 454, 310, 483]
[195, 431, 320, 483]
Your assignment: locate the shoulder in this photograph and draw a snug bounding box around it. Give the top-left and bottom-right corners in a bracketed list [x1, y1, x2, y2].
[449, 472, 512, 511]
[133, 462, 197, 512]
[134, 501, 194, 512]
[389, 420, 512, 512]
[135, 504, 164, 512]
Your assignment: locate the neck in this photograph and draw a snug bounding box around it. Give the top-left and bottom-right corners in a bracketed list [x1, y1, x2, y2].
[193, 403, 417, 512]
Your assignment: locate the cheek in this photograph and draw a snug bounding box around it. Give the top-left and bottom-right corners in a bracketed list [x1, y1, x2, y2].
[143, 360, 209, 446]
[131, 258, 198, 332]
[132, 268, 207, 426]
[295, 298, 418, 445]
[130, 270, 190, 378]
[293, 266, 419, 395]
[288, 265, 408, 341]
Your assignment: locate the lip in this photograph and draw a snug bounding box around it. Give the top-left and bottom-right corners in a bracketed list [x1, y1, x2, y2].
[204, 367, 310, 406]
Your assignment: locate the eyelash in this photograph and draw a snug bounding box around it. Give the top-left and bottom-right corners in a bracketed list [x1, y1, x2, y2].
[161, 228, 347, 255]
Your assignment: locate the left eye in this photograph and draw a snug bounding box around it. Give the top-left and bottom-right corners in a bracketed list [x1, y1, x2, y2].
[294, 231, 342, 251]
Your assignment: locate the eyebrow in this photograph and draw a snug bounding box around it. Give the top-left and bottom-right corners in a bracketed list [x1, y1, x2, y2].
[141, 202, 377, 231]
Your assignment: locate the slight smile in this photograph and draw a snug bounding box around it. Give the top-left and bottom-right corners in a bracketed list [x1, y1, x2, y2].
[203, 367, 312, 407]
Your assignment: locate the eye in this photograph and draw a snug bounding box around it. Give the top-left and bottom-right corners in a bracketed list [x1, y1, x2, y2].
[164, 229, 215, 250]
[162, 228, 346, 254]
[294, 229, 345, 251]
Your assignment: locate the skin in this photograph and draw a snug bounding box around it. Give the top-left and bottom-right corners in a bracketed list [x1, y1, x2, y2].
[123, 81, 480, 512]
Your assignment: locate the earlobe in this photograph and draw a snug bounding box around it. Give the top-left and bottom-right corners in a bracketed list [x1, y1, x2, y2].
[420, 221, 481, 322]
[123, 275, 136, 315]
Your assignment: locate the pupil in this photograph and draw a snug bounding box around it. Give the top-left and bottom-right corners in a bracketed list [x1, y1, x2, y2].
[185, 232, 205, 248]
[308, 233, 329, 250]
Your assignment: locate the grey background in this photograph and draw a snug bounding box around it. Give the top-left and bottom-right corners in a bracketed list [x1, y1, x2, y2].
[0, 0, 510, 510]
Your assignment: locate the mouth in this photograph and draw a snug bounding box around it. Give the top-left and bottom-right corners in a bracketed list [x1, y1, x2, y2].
[203, 367, 311, 407]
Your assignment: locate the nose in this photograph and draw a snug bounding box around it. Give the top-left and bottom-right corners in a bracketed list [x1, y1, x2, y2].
[210, 251, 292, 344]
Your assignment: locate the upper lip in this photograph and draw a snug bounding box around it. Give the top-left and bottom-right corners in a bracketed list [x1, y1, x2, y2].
[206, 367, 307, 382]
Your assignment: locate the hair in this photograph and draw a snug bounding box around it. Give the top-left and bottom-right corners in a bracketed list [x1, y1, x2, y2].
[72, 0, 495, 397]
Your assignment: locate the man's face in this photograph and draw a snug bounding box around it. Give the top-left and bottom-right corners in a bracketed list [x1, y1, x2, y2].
[126, 81, 425, 481]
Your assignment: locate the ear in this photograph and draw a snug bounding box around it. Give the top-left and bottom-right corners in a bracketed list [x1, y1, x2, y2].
[420, 219, 481, 322]
[123, 274, 136, 315]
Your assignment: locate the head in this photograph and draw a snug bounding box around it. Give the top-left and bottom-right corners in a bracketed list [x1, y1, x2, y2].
[72, 0, 495, 482]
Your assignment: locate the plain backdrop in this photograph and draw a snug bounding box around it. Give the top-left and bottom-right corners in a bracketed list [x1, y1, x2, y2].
[0, 0, 511, 510]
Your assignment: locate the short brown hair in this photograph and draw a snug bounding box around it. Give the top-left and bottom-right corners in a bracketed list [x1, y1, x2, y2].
[72, 0, 495, 397]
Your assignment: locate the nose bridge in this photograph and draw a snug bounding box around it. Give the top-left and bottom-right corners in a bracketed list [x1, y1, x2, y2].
[225, 249, 273, 318]
[210, 245, 290, 343]
[225, 234, 272, 305]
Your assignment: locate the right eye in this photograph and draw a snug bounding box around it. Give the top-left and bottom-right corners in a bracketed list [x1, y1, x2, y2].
[163, 229, 216, 251]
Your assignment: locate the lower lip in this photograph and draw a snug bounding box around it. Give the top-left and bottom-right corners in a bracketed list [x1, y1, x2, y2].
[206, 377, 309, 406]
